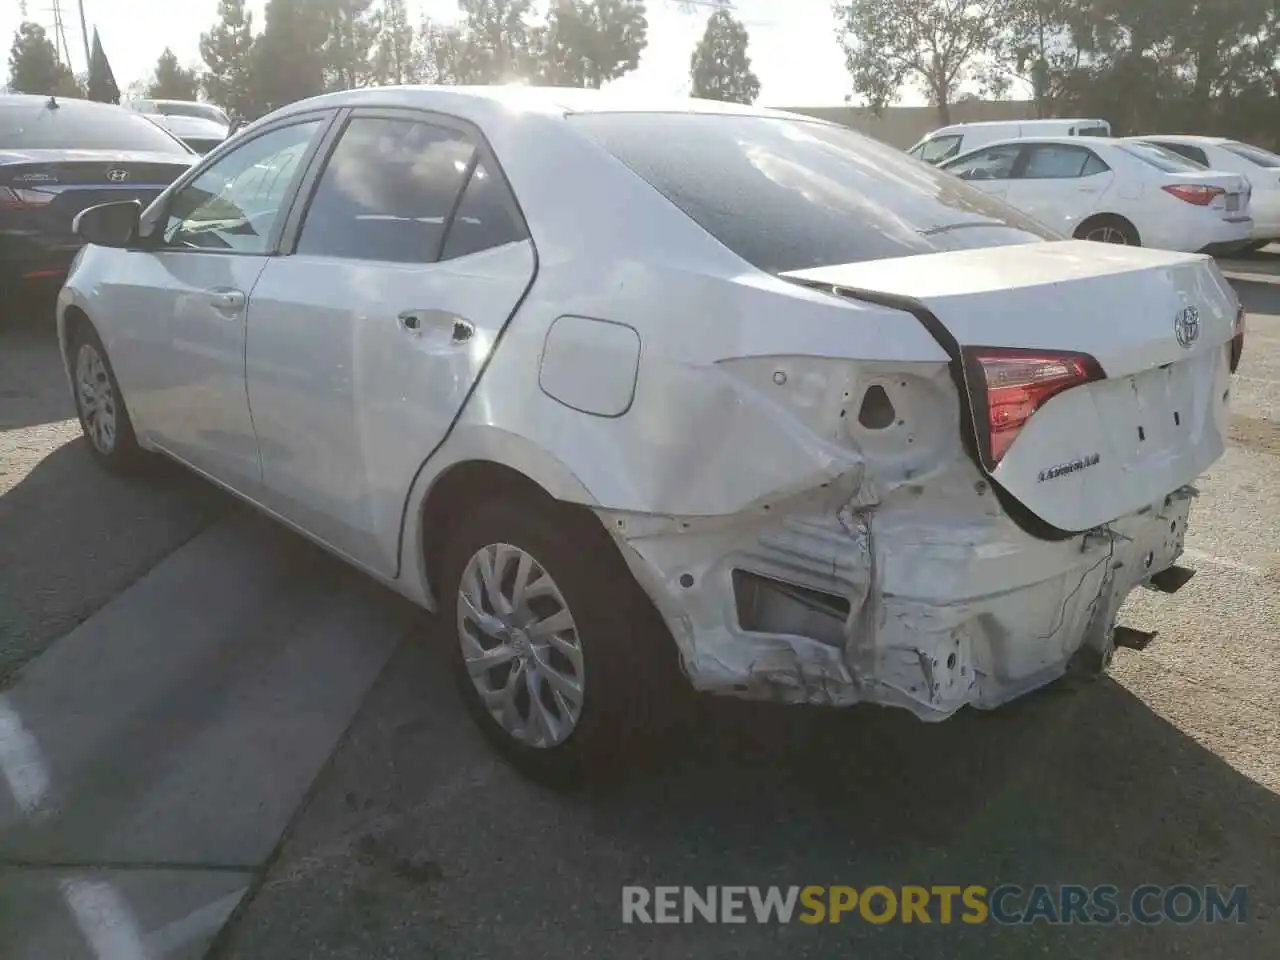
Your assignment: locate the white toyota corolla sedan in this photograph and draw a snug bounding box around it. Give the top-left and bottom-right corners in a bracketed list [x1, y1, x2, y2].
[940, 136, 1254, 254]
[58, 86, 1245, 782]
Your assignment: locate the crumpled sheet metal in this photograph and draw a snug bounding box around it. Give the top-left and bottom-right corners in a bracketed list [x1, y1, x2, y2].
[603, 470, 1195, 720]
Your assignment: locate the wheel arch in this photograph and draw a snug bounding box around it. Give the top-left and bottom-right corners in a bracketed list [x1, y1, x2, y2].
[405, 427, 609, 608]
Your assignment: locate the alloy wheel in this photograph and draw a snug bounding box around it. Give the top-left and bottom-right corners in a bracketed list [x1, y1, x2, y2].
[1084, 224, 1130, 244]
[456, 542, 585, 748]
[75, 342, 118, 455]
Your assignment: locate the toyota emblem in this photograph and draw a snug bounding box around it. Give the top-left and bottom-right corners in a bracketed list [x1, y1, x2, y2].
[1175, 306, 1200, 348]
[105, 168, 129, 182]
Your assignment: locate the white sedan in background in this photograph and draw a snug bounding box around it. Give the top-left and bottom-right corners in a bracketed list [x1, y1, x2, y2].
[125, 98, 231, 154]
[1128, 135, 1280, 251]
[58, 88, 1243, 783]
[940, 136, 1254, 254]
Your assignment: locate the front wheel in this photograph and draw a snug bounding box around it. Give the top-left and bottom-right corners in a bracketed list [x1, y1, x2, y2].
[68, 324, 147, 474]
[438, 498, 671, 785]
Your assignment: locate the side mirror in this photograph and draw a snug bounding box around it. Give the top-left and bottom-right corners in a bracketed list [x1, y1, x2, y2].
[73, 200, 142, 248]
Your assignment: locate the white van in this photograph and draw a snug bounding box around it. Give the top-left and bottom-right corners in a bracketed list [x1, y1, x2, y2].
[908, 118, 1112, 165]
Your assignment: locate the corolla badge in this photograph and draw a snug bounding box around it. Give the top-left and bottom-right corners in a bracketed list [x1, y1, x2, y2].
[1038, 453, 1101, 483]
[1175, 306, 1200, 348]
[105, 168, 129, 182]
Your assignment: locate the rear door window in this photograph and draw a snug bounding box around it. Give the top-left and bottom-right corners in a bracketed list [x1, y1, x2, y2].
[570, 113, 1055, 274]
[296, 116, 475, 263]
[438, 159, 528, 261]
[1021, 144, 1102, 179]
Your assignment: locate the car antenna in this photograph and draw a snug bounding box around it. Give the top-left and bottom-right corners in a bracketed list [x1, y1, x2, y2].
[47, 95, 59, 109]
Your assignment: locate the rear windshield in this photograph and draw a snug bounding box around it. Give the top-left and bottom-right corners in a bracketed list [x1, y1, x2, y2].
[1221, 141, 1280, 168]
[1118, 141, 1206, 172]
[0, 101, 192, 153]
[569, 113, 1055, 274]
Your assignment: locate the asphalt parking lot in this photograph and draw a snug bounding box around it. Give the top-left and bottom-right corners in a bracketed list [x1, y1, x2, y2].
[0, 260, 1277, 959]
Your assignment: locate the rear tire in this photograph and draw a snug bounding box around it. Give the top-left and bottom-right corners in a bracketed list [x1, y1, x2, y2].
[67, 323, 148, 474]
[1074, 215, 1140, 246]
[437, 497, 674, 786]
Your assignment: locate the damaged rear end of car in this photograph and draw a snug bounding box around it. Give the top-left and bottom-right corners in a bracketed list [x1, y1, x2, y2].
[598, 245, 1236, 720]
[565, 110, 1239, 720]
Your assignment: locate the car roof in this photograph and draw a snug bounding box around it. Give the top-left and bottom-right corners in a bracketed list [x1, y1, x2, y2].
[929, 117, 1106, 134]
[952, 135, 1118, 152]
[1127, 134, 1230, 146]
[269, 84, 816, 124]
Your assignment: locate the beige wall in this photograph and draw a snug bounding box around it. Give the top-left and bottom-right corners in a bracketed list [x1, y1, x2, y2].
[777, 100, 1039, 149]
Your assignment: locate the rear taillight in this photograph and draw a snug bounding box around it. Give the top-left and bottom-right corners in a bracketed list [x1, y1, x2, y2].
[1162, 184, 1225, 206]
[0, 186, 54, 210]
[1230, 302, 1246, 373]
[965, 347, 1105, 467]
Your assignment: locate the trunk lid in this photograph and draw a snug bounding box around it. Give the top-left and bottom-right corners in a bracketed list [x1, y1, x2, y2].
[0, 149, 193, 236]
[783, 240, 1237, 532]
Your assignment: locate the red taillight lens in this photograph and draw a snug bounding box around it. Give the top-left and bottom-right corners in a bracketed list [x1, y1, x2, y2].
[0, 186, 54, 209]
[966, 348, 1104, 466]
[1230, 303, 1245, 373]
[1162, 184, 1225, 206]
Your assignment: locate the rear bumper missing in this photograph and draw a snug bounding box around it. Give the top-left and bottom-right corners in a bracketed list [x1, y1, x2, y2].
[603, 482, 1196, 720]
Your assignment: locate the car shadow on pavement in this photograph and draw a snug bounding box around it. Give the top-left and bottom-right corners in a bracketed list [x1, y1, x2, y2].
[0, 437, 231, 684]
[216, 633, 1280, 960]
[0, 314, 78, 432]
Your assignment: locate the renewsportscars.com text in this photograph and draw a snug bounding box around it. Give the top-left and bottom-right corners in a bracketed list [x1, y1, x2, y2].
[621, 884, 1248, 926]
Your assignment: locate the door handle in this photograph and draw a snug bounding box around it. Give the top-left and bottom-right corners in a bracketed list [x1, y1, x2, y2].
[208, 287, 246, 313]
[398, 310, 474, 344]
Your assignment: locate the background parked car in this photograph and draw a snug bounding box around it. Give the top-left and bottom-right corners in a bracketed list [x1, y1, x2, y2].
[125, 98, 231, 154]
[939, 136, 1253, 253]
[1128, 135, 1280, 252]
[907, 118, 1111, 165]
[0, 93, 196, 298]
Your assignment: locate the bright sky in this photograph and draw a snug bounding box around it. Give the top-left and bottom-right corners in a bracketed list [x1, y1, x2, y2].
[1, 0, 864, 107]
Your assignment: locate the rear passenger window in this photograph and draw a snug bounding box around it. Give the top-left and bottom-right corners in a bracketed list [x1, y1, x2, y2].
[439, 160, 527, 261]
[1023, 145, 1092, 179]
[1081, 152, 1109, 176]
[296, 117, 475, 263]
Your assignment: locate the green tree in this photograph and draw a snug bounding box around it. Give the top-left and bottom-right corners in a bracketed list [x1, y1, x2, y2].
[412, 16, 474, 83]
[322, 0, 381, 91]
[147, 47, 201, 100]
[537, 0, 648, 88]
[7, 21, 80, 97]
[374, 0, 416, 84]
[689, 7, 759, 103]
[200, 0, 257, 117]
[253, 0, 329, 111]
[832, 0, 1008, 126]
[455, 0, 540, 83]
